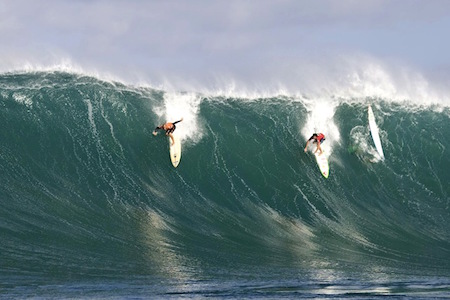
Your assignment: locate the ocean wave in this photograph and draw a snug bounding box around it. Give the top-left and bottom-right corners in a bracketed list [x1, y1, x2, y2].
[0, 71, 449, 288]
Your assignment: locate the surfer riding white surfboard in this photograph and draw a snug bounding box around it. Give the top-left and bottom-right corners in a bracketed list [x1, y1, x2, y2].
[153, 117, 183, 167]
[304, 132, 329, 178]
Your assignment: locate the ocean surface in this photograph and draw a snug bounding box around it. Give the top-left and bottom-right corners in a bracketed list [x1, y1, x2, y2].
[1, 71, 449, 298]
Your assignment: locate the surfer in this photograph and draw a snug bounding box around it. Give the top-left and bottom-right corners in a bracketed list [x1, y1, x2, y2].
[304, 133, 325, 155]
[152, 118, 183, 145]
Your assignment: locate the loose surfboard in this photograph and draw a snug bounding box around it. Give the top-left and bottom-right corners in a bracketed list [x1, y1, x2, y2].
[169, 134, 181, 167]
[314, 150, 329, 178]
[368, 105, 385, 159]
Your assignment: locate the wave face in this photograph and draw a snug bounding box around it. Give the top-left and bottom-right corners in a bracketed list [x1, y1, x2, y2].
[1, 72, 449, 298]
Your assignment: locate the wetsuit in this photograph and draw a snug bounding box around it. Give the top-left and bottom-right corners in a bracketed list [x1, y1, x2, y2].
[154, 119, 182, 134]
[309, 133, 325, 143]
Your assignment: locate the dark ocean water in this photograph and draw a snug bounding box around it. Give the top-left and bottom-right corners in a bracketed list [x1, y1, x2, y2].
[0, 72, 449, 298]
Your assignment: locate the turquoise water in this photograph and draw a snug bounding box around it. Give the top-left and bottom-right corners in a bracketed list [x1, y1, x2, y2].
[1, 72, 449, 298]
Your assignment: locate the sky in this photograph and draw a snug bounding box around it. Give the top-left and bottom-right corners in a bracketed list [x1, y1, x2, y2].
[1, 0, 450, 98]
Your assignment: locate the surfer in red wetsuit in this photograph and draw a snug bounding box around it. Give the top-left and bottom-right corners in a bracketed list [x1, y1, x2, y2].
[153, 118, 183, 145]
[304, 133, 325, 155]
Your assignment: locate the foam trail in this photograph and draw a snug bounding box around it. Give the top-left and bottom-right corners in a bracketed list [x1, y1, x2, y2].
[349, 126, 382, 163]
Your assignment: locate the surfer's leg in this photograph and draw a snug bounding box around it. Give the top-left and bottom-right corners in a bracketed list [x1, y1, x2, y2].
[169, 133, 175, 145]
[316, 141, 323, 155]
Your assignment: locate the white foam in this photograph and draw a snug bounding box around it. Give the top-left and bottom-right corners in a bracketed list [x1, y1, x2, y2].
[349, 125, 383, 163]
[135, 57, 450, 108]
[12, 92, 33, 108]
[2, 56, 449, 110]
[0, 57, 127, 87]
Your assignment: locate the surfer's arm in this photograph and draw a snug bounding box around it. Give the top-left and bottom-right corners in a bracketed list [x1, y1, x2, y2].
[152, 126, 161, 136]
[153, 125, 164, 135]
[304, 140, 310, 152]
[172, 118, 183, 125]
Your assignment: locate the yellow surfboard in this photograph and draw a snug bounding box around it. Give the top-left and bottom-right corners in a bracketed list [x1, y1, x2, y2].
[169, 134, 182, 167]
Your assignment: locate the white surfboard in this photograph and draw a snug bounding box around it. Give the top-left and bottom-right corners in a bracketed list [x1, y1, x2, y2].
[169, 134, 182, 167]
[368, 105, 385, 159]
[314, 150, 329, 178]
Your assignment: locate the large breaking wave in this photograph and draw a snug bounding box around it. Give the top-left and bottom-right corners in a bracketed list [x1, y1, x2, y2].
[1, 70, 449, 297]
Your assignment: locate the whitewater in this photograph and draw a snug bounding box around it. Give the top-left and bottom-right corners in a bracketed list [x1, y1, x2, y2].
[0, 68, 449, 298]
